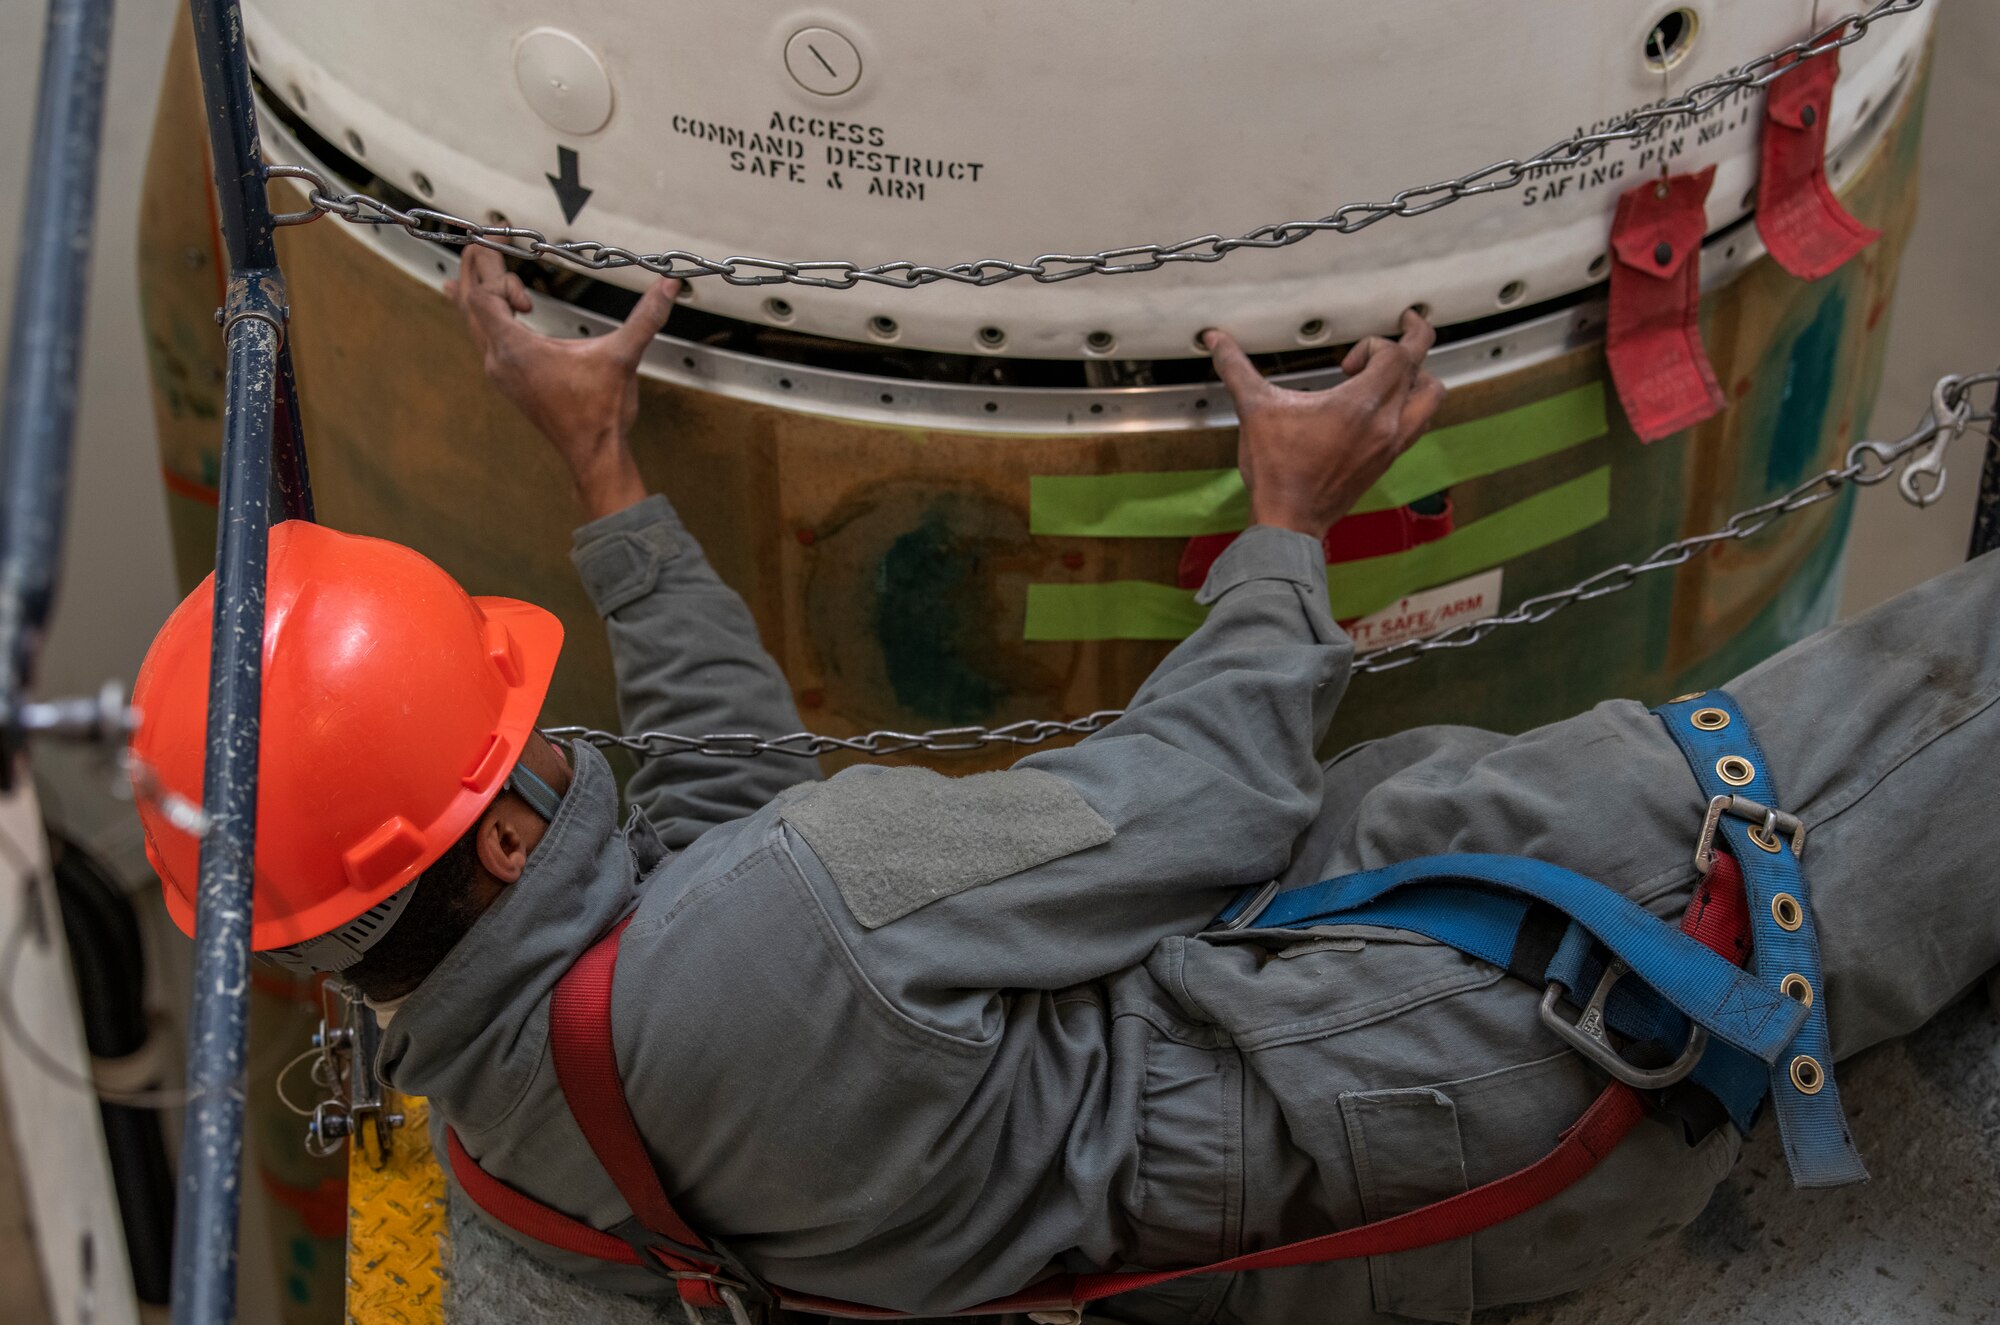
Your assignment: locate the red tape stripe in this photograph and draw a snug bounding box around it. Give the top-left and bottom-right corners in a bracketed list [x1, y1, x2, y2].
[1178, 501, 1456, 590]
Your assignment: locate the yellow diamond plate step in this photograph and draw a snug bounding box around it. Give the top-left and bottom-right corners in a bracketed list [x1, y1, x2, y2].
[346, 1093, 448, 1325]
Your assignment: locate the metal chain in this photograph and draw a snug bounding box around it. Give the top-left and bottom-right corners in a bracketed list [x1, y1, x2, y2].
[97, 370, 1995, 790]
[264, 1, 1925, 290]
[546, 369, 1999, 760]
[544, 712, 1133, 762]
[1350, 370, 1998, 674]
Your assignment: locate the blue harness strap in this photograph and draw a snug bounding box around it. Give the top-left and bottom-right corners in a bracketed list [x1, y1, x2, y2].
[1241, 855, 1806, 1065]
[1654, 690, 1866, 1188]
[1303, 887, 1773, 1131]
[1213, 692, 1863, 1187]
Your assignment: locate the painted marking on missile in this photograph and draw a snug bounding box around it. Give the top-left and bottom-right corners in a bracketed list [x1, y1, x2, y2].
[1521, 89, 1759, 207]
[546, 146, 593, 223]
[664, 111, 985, 202]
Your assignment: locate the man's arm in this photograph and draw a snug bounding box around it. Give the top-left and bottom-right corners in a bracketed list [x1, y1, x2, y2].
[779, 316, 1447, 1001]
[449, 248, 820, 845]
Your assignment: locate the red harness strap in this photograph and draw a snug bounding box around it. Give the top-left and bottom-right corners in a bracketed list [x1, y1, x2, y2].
[448, 857, 1753, 1319]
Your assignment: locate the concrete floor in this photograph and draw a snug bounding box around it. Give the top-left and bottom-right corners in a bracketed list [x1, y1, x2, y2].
[1, 0, 1997, 1321]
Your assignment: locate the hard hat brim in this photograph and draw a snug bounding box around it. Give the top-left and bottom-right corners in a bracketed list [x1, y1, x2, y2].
[155, 595, 565, 951]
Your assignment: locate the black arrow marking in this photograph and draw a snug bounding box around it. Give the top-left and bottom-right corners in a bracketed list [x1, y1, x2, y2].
[546, 146, 593, 224]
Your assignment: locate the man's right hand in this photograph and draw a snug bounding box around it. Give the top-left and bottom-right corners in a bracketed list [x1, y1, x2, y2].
[446, 245, 679, 521]
[1206, 311, 1446, 539]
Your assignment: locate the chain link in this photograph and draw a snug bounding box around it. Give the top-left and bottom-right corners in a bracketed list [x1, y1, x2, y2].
[265, 2, 1925, 290]
[547, 370, 1999, 760]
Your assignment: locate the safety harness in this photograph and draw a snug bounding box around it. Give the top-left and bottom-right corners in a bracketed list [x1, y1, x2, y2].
[447, 690, 1856, 1323]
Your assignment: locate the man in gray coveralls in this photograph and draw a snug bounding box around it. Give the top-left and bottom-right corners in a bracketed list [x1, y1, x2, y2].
[175, 244, 2000, 1323]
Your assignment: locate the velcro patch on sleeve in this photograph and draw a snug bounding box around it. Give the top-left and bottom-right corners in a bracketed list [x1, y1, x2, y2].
[779, 766, 1115, 928]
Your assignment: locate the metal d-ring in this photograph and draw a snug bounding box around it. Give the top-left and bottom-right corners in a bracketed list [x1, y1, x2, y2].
[1539, 959, 1708, 1090]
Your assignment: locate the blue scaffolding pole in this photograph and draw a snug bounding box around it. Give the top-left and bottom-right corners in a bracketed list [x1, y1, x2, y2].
[171, 1, 315, 1322]
[0, 0, 116, 773]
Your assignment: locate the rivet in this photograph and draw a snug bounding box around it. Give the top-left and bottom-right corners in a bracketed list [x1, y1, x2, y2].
[1801, 104, 1819, 128]
[1655, 241, 1674, 267]
[1780, 973, 1814, 1008]
[1789, 1054, 1825, 1095]
[1691, 707, 1731, 731]
[1716, 755, 1755, 787]
[1771, 893, 1804, 932]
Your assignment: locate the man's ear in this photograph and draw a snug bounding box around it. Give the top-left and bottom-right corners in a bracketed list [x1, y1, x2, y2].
[472, 811, 532, 885]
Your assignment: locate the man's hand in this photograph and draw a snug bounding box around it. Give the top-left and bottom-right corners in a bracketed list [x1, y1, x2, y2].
[447, 245, 679, 521]
[1206, 311, 1446, 539]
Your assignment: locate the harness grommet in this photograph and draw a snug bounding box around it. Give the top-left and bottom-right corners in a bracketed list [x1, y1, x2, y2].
[1690, 707, 1731, 731]
[1790, 1054, 1825, 1094]
[1747, 823, 1784, 853]
[1670, 691, 1707, 704]
[1716, 755, 1756, 787]
[1780, 973, 1814, 1007]
[1771, 892, 1804, 931]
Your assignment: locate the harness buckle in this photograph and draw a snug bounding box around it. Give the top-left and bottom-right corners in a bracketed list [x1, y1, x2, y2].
[1539, 959, 1709, 1090]
[612, 1218, 765, 1321]
[1693, 794, 1805, 876]
[678, 1282, 755, 1325]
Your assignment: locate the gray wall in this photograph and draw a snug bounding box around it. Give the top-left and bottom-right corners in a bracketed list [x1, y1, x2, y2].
[1, 0, 180, 698]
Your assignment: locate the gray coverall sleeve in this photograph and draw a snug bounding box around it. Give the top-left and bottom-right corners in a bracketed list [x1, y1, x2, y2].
[570, 494, 820, 846]
[788, 524, 1353, 1005]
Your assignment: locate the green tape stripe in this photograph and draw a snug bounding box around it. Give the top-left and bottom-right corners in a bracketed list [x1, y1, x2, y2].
[1024, 467, 1611, 642]
[1029, 381, 1607, 538]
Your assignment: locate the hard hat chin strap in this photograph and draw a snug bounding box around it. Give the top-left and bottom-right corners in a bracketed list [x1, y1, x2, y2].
[505, 761, 563, 823]
[261, 757, 565, 976]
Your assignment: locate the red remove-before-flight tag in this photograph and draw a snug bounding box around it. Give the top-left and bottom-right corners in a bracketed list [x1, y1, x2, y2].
[1757, 34, 1881, 282]
[1607, 166, 1727, 443]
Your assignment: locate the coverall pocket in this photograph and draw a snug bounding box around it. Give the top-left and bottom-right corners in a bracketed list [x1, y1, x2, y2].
[1338, 1087, 1473, 1325]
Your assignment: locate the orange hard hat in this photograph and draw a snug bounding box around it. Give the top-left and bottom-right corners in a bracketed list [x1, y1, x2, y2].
[130, 520, 562, 955]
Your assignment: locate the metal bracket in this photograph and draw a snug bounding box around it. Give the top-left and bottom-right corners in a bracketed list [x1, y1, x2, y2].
[217, 267, 290, 347]
[302, 983, 403, 1163]
[1693, 793, 1807, 876]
